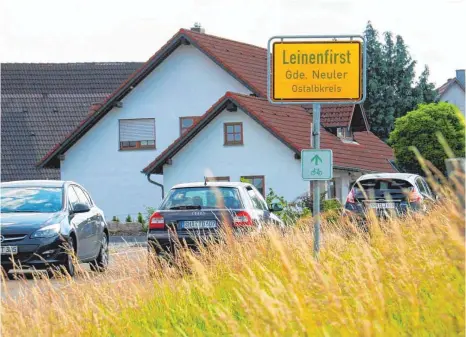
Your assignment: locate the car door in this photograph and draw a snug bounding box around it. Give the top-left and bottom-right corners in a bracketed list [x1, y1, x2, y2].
[73, 185, 101, 259]
[67, 185, 91, 259]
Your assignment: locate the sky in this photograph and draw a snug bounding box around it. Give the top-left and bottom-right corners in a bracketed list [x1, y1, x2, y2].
[1, 0, 464, 87]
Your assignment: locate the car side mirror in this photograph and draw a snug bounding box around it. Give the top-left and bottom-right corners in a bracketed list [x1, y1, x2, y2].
[72, 202, 90, 214]
[269, 203, 283, 213]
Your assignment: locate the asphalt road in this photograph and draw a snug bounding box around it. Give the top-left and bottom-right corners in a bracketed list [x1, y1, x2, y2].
[1, 237, 147, 301]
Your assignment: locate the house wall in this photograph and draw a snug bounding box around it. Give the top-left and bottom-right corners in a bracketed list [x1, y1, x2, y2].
[440, 83, 465, 115]
[61, 44, 251, 219]
[162, 107, 359, 205]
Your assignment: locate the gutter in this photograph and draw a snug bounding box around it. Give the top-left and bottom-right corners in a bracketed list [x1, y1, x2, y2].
[146, 174, 164, 199]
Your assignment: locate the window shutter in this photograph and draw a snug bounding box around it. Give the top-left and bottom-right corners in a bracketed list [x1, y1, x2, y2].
[120, 119, 155, 142]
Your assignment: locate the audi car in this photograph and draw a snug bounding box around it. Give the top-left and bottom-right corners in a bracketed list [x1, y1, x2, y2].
[147, 181, 284, 255]
[0, 180, 109, 279]
[343, 173, 437, 222]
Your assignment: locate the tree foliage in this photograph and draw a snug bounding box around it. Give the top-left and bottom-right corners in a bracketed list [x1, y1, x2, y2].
[388, 102, 465, 175]
[363, 22, 437, 141]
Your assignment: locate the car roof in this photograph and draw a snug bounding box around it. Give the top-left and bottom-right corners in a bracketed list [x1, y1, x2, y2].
[171, 181, 252, 189]
[1, 180, 68, 188]
[357, 173, 420, 182]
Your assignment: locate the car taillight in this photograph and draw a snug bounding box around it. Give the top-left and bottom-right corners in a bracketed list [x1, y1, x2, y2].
[408, 189, 422, 203]
[346, 188, 355, 204]
[149, 212, 164, 229]
[233, 211, 253, 226]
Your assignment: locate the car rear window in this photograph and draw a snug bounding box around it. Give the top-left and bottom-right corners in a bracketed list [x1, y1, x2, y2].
[352, 179, 414, 200]
[159, 187, 243, 210]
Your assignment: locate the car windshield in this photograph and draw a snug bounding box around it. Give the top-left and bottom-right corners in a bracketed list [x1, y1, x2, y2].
[159, 187, 243, 210]
[0, 187, 63, 213]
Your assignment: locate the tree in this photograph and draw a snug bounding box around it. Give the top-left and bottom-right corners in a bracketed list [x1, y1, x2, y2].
[363, 22, 389, 139]
[363, 22, 437, 140]
[392, 35, 417, 119]
[388, 102, 465, 175]
[413, 66, 437, 105]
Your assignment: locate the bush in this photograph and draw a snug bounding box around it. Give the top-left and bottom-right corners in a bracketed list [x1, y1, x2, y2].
[322, 199, 342, 212]
[137, 212, 145, 225]
[111, 216, 120, 223]
[125, 215, 132, 223]
[388, 102, 465, 175]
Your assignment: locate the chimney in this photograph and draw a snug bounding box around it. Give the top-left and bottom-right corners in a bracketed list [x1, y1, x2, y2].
[456, 69, 465, 87]
[190, 22, 205, 34]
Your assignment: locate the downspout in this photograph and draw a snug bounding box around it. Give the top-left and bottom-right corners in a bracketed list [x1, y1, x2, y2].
[146, 173, 164, 199]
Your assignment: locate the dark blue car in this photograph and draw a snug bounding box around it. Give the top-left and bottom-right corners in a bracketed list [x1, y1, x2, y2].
[0, 180, 109, 279]
[147, 181, 284, 256]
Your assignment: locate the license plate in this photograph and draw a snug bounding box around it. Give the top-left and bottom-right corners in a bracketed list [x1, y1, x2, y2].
[369, 203, 395, 209]
[181, 220, 217, 229]
[1, 246, 18, 255]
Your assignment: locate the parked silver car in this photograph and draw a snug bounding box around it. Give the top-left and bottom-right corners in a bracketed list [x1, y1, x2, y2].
[343, 173, 437, 220]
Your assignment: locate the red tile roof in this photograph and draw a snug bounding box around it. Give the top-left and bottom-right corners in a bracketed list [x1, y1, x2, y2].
[182, 29, 268, 97]
[143, 92, 396, 174]
[437, 78, 465, 96]
[38, 28, 365, 168]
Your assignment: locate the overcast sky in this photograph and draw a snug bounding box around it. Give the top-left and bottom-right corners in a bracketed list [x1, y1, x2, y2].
[1, 0, 464, 87]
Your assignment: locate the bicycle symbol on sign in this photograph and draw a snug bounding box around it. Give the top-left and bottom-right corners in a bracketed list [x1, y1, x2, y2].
[311, 168, 322, 176]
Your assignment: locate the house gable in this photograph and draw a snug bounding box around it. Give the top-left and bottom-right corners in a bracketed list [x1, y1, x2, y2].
[161, 102, 305, 200]
[38, 28, 266, 168]
[438, 80, 465, 114]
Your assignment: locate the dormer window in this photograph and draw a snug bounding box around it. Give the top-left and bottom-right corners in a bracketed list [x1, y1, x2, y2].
[337, 127, 353, 140]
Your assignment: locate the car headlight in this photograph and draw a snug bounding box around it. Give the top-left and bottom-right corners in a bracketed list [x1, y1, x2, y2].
[30, 223, 61, 238]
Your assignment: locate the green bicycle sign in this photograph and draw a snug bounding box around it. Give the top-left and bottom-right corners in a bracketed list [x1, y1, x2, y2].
[301, 149, 333, 181]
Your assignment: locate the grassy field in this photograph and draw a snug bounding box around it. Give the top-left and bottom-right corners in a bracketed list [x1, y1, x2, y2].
[1, 195, 464, 337]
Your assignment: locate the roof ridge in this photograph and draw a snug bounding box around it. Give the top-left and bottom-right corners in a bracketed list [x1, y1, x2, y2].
[180, 28, 267, 52]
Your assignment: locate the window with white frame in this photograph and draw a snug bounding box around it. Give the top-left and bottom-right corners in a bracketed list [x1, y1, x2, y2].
[119, 118, 156, 150]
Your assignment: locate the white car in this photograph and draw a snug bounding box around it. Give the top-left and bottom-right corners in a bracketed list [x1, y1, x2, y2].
[343, 173, 437, 219]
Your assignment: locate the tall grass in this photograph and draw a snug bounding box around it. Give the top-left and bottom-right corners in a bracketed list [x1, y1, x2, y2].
[1, 196, 464, 337]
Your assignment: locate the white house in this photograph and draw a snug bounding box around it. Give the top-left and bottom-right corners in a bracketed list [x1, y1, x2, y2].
[437, 69, 465, 115]
[39, 25, 396, 220]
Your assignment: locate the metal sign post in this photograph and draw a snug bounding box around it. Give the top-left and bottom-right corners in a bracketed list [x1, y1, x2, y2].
[312, 103, 321, 254]
[267, 34, 367, 255]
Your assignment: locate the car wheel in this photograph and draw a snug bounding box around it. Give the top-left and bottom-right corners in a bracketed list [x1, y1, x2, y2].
[50, 236, 76, 278]
[90, 233, 109, 272]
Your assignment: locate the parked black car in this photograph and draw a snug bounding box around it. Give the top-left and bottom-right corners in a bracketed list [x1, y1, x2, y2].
[0, 180, 109, 279]
[343, 173, 437, 222]
[147, 181, 284, 256]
